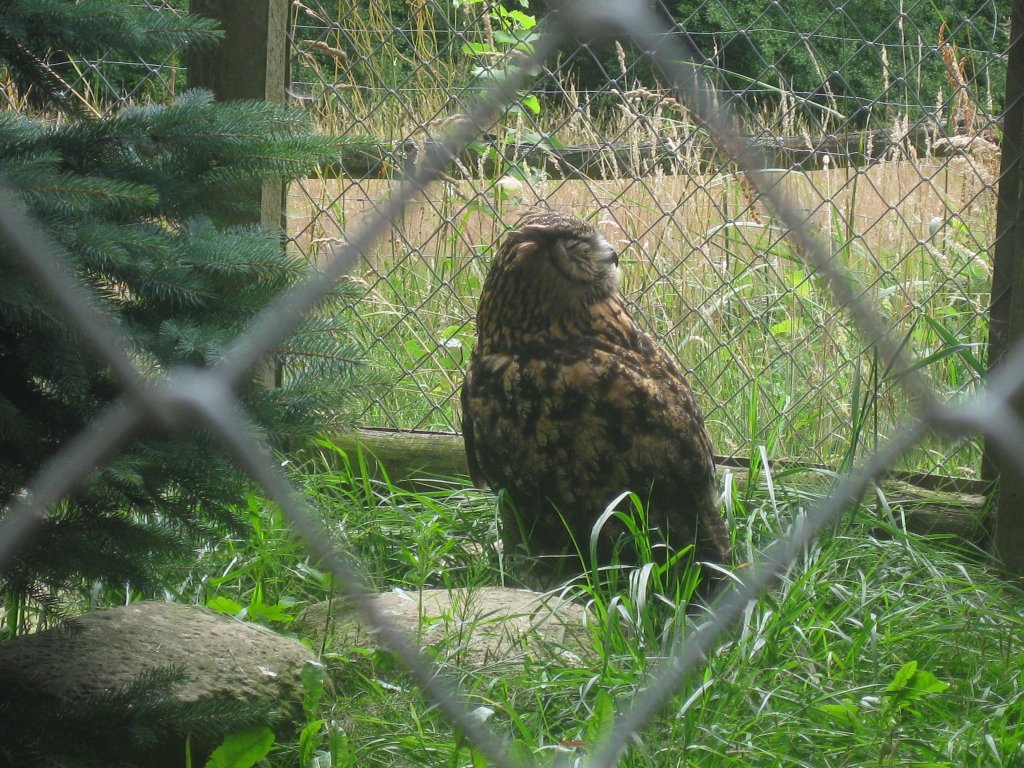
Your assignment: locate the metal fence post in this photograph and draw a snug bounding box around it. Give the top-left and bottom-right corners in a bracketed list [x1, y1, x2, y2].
[988, 0, 1024, 575]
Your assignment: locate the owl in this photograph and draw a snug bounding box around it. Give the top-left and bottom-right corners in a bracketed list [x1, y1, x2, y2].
[461, 210, 731, 592]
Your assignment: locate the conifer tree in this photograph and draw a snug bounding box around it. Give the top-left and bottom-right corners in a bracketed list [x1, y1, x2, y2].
[0, 1, 365, 627]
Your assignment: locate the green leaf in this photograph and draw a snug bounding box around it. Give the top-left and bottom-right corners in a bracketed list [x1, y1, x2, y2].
[249, 601, 295, 623]
[520, 94, 541, 115]
[496, 7, 537, 29]
[204, 726, 275, 768]
[585, 688, 616, 750]
[302, 661, 329, 716]
[922, 315, 986, 375]
[328, 730, 354, 767]
[820, 700, 861, 727]
[907, 668, 950, 695]
[299, 718, 326, 765]
[206, 595, 244, 616]
[493, 30, 520, 45]
[883, 661, 949, 715]
[887, 660, 919, 693]
[404, 339, 428, 362]
[789, 266, 812, 297]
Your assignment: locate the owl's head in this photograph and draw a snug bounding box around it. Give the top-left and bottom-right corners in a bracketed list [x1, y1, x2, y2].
[474, 211, 626, 349]
[495, 211, 621, 298]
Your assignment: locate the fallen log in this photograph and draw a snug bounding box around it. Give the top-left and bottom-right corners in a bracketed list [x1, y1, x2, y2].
[312, 428, 990, 544]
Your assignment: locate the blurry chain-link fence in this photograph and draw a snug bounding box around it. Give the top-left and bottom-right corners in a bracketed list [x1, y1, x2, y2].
[3, 0, 1024, 765]
[289, 0, 1007, 482]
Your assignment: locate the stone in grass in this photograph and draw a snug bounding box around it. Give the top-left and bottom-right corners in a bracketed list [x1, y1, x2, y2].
[296, 586, 592, 669]
[0, 601, 317, 768]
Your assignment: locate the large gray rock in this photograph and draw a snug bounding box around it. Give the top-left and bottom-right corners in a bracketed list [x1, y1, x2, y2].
[0, 600, 317, 766]
[296, 586, 592, 669]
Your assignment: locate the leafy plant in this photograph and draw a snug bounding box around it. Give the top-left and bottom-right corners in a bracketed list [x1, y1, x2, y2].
[460, 0, 541, 119]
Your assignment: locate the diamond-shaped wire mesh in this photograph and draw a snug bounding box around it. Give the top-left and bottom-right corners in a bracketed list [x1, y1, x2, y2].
[36, 1, 190, 115]
[2, 1, 1022, 766]
[289, 0, 1005, 481]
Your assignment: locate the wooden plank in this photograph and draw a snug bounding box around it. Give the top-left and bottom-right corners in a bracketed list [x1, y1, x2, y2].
[187, 0, 287, 102]
[984, 6, 1024, 482]
[316, 122, 950, 181]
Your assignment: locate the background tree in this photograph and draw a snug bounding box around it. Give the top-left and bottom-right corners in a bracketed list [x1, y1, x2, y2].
[496, 0, 1011, 128]
[675, 0, 1009, 127]
[0, 0, 367, 632]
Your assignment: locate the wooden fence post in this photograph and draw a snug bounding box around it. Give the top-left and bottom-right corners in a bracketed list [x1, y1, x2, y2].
[186, 1, 289, 387]
[186, 0, 289, 231]
[988, 0, 1024, 575]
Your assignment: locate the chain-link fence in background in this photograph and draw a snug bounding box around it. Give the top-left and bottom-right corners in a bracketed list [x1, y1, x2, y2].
[3, 0, 1024, 765]
[289, 0, 1007, 483]
[8, 0, 1004, 482]
[0, 0, 189, 116]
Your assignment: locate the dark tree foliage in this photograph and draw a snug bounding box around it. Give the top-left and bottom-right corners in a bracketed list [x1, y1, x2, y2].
[531, 0, 1008, 128]
[675, 0, 1009, 126]
[0, 2, 367, 621]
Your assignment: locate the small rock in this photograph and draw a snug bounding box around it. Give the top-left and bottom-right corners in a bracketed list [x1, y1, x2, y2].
[295, 586, 592, 669]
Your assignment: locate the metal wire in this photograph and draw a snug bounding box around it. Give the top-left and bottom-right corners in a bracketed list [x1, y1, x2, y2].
[0, 1, 1016, 766]
[288, 0, 1003, 482]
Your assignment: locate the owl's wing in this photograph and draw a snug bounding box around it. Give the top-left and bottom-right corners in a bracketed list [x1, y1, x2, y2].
[460, 362, 487, 488]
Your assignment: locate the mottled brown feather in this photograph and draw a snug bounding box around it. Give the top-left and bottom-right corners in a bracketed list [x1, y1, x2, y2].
[461, 211, 731, 587]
